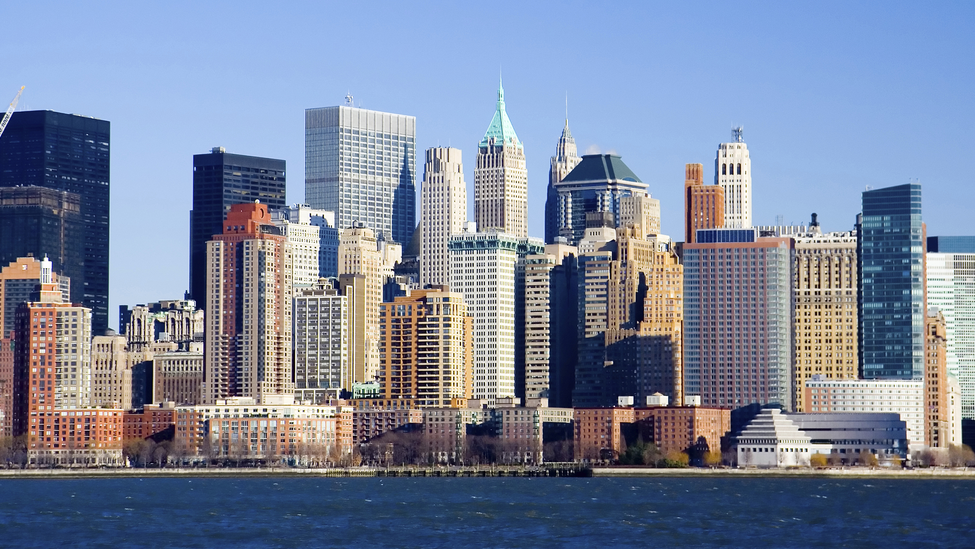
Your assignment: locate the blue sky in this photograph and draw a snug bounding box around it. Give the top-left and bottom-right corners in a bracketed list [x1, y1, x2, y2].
[4, 1, 974, 328]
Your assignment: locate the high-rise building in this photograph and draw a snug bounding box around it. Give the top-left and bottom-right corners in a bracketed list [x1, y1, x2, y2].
[293, 279, 349, 398]
[0, 187, 83, 306]
[189, 148, 286, 308]
[91, 330, 132, 410]
[449, 229, 542, 403]
[619, 192, 661, 237]
[683, 233, 795, 410]
[523, 242, 577, 401]
[338, 225, 383, 383]
[475, 82, 528, 238]
[926, 235, 975, 419]
[545, 120, 582, 244]
[420, 147, 467, 287]
[684, 163, 725, 243]
[378, 287, 474, 407]
[792, 223, 859, 412]
[304, 104, 416, 246]
[604, 227, 684, 406]
[858, 183, 924, 380]
[271, 204, 339, 283]
[715, 128, 752, 229]
[926, 309, 950, 448]
[551, 154, 649, 246]
[0, 257, 70, 436]
[0, 111, 111, 333]
[338, 274, 369, 388]
[203, 203, 293, 404]
[12, 258, 94, 434]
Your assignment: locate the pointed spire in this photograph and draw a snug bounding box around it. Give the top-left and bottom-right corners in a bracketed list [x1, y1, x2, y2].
[480, 77, 521, 150]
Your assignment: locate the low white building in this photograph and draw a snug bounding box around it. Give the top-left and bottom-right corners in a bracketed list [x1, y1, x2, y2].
[736, 409, 814, 468]
[805, 378, 924, 452]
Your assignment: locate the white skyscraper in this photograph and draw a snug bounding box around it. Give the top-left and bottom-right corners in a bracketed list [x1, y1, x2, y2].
[420, 147, 467, 287]
[927, 236, 975, 419]
[293, 280, 349, 398]
[715, 127, 752, 228]
[449, 229, 543, 403]
[475, 81, 528, 238]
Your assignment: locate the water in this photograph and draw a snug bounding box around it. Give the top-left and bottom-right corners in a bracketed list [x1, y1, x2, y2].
[0, 476, 970, 547]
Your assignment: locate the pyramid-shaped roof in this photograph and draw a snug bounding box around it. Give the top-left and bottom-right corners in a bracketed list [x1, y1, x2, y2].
[479, 80, 522, 150]
[560, 154, 643, 184]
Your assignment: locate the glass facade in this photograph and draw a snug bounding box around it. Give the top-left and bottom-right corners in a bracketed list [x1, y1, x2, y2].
[928, 236, 975, 254]
[304, 106, 416, 246]
[189, 149, 286, 308]
[0, 111, 110, 334]
[858, 184, 924, 380]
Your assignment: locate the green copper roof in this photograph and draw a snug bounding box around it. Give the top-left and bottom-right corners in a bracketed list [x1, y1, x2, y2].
[560, 154, 642, 184]
[479, 80, 522, 150]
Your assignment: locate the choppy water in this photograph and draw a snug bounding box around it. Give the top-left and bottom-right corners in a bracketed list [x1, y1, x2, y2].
[0, 476, 970, 547]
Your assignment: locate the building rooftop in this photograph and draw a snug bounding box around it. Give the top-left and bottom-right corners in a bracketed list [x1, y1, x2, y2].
[479, 80, 521, 150]
[559, 154, 642, 184]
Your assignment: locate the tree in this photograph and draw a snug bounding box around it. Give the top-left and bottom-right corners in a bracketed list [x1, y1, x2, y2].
[948, 444, 975, 467]
[857, 450, 878, 468]
[201, 436, 217, 468]
[809, 453, 828, 468]
[828, 452, 843, 467]
[704, 450, 722, 468]
[659, 450, 689, 468]
[123, 439, 150, 468]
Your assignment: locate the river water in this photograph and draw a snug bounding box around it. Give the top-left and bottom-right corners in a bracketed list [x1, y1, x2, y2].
[0, 476, 969, 547]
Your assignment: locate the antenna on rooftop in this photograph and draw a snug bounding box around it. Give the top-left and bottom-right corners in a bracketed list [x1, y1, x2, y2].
[345, 92, 354, 107]
[732, 126, 744, 143]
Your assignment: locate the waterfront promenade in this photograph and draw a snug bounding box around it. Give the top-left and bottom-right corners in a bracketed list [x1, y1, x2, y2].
[3, 465, 975, 479]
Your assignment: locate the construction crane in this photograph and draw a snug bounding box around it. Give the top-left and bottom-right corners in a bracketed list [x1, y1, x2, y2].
[0, 86, 25, 141]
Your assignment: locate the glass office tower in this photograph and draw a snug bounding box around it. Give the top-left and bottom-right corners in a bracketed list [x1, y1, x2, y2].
[189, 148, 286, 308]
[0, 111, 110, 334]
[858, 183, 924, 380]
[304, 105, 416, 246]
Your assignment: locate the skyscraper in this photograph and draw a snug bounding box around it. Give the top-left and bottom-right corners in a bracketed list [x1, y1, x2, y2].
[449, 229, 543, 403]
[304, 104, 416, 245]
[545, 120, 582, 244]
[715, 128, 752, 229]
[0, 187, 82, 307]
[189, 147, 286, 308]
[551, 154, 649, 246]
[475, 82, 528, 238]
[338, 225, 383, 383]
[203, 203, 293, 404]
[420, 147, 467, 287]
[683, 232, 794, 410]
[0, 111, 110, 333]
[858, 183, 924, 380]
[792, 224, 858, 412]
[926, 235, 975, 418]
[684, 163, 725, 243]
[523, 242, 577, 401]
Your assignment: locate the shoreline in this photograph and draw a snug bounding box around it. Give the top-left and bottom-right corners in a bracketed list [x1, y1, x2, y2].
[2, 466, 975, 480]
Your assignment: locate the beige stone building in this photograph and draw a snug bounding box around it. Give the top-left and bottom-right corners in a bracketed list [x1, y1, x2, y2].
[420, 147, 467, 287]
[339, 225, 382, 382]
[474, 81, 527, 238]
[793, 228, 858, 411]
[153, 343, 204, 405]
[523, 242, 577, 400]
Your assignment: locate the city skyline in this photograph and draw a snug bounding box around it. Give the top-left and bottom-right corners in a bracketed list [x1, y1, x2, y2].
[4, 1, 975, 327]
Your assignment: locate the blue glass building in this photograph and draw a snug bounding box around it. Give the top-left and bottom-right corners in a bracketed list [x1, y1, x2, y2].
[190, 148, 286, 309]
[0, 111, 110, 334]
[858, 184, 924, 379]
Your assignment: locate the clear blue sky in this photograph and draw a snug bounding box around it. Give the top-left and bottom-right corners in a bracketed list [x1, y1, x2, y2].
[4, 1, 974, 328]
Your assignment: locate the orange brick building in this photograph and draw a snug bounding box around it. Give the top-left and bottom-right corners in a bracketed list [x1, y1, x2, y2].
[574, 406, 730, 460]
[123, 403, 178, 442]
[684, 163, 724, 243]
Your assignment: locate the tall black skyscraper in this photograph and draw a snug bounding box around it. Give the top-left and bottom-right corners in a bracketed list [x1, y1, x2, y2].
[189, 147, 286, 308]
[0, 111, 110, 334]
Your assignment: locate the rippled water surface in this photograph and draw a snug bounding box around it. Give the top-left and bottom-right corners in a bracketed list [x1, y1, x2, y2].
[0, 476, 971, 547]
